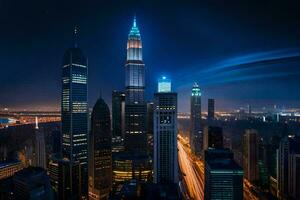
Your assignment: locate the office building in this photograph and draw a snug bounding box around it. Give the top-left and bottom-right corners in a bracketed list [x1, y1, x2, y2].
[190, 82, 202, 156]
[112, 90, 125, 138]
[13, 167, 53, 200]
[207, 98, 215, 121]
[124, 17, 147, 154]
[243, 129, 259, 184]
[154, 76, 178, 184]
[278, 135, 300, 199]
[0, 160, 24, 180]
[204, 148, 243, 200]
[146, 102, 154, 155]
[203, 126, 223, 150]
[88, 98, 112, 200]
[49, 156, 81, 200]
[34, 117, 46, 169]
[61, 27, 88, 197]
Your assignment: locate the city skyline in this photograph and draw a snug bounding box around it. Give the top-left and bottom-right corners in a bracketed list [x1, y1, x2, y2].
[1, 1, 300, 112]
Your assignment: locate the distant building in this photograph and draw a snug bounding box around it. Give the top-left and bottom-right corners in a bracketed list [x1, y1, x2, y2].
[278, 135, 300, 199]
[207, 99, 215, 121]
[112, 90, 125, 138]
[243, 129, 259, 184]
[61, 27, 88, 197]
[190, 83, 202, 156]
[124, 17, 147, 154]
[146, 102, 154, 155]
[203, 126, 223, 150]
[34, 117, 46, 169]
[88, 98, 112, 200]
[13, 167, 53, 200]
[0, 160, 24, 180]
[154, 76, 178, 184]
[204, 148, 243, 200]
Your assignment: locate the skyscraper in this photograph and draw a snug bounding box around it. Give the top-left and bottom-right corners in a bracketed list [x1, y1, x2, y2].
[203, 126, 223, 150]
[112, 90, 125, 138]
[204, 148, 243, 200]
[88, 98, 112, 200]
[124, 17, 147, 154]
[190, 83, 202, 156]
[34, 117, 46, 169]
[243, 129, 259, 184]
[207, 98, 215, 121]
[154, 76, 178, 184]
[61, 27, 88, 197]
[278, 135, 300, 199]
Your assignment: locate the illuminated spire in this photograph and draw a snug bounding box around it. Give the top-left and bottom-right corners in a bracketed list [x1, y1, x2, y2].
[192, 82, 201, 96]
[129, 16, 140, 37]
[35, 116, 39, 129]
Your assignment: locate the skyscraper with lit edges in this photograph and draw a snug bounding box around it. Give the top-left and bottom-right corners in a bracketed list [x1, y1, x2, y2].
[154, 76, 178, 184]
[61, 27, 88, 197]
[190, 83, 202, 156]
[124, 17, 147, 154]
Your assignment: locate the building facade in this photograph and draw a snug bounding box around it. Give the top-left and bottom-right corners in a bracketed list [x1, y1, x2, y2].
[203, 126, 223, 151]
[190, 83, 202, 156]
[243, 129, 259, 184]
[207, 98, 215, 121]
[112, 90, 125, 139]
[88, 98, 112, 200]
[154, 77, 178, 184]
[61, 28, 88, 197]
[34, 117, 46, 169]
[124, 17, 147, 154]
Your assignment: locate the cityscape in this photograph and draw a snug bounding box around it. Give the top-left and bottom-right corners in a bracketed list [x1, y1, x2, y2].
[1, 1, 300, 200]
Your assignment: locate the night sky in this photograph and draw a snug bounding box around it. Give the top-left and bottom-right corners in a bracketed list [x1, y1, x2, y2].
[1, 0, 300, 112]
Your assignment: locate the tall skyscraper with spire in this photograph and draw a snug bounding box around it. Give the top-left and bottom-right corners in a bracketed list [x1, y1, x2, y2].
[34, 117, 46, 169]
[124, 17, 147, 154]
[190, 83, 202, 156]
[61, 27, 88, 198]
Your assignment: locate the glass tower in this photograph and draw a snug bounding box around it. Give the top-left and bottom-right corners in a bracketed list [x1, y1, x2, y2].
[190, 83, 202, 156]
[124, 17, 147, 153]
[61, 28, 88, 197]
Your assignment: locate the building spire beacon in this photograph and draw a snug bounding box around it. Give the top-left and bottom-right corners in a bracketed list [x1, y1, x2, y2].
[74, 25, 79, 48]
[35, 116, 39, 130]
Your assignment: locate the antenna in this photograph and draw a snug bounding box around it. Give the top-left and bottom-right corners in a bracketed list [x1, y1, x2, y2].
[35, 116, 39, 129]
[74, 25, 79, 48]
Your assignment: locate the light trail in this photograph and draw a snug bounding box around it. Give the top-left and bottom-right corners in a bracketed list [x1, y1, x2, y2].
[178, 135, 204, 200]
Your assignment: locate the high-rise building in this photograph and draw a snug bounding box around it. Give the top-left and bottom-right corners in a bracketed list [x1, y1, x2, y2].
[207, 99, 215, 121]
[278, 135, 300, 199]
[49, 156, 81, 200]
[243, 129, 259, 184]
[204, 148, 243, 200]
[124, 17, 147, 154]
[34, 117, 46, 169]
[0, 160, 24, 180]
[13, 167, 53, 200]
[154, 76, 178, 184]
[203, 126, 223, 150]
[61, 27, 88, 197]
[112, 90, 125, 138]
[88, 98, 112, 200]
[146, 102, 154, 155]
[190, 82, 202, 156]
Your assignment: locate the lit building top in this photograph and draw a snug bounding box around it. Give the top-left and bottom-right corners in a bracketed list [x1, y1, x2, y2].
[127, 16, 142, 61]
[158, 76, 171, 93]
[192, 82, 201, 96]
[128, 16, 141, 38]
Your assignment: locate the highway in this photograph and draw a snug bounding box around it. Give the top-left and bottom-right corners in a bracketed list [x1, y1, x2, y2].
[178, 135, 204, 200]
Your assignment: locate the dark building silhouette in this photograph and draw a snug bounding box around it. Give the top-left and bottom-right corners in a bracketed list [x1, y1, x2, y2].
[207, 99, 215, 121]
[61, 27, 88, 198]
[13, 167, 53, 200]
[124, 17, 147, 154]
[204, 148, 243, 200]
[112, 90, 125, 138]
[203, 126, 223, 150]
[190, 83, 202, 156]
[88, 98, 112, 200]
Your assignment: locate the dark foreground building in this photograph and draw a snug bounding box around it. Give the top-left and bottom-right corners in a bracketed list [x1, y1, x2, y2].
[89, 98, 112, 200]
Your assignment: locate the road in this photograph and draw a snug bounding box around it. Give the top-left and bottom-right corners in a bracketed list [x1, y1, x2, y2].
[178, 135, 204, 200]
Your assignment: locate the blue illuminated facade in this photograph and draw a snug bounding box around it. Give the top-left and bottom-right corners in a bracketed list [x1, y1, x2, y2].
[124, 17, 147, 153]
[158, 76, 171, 93]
